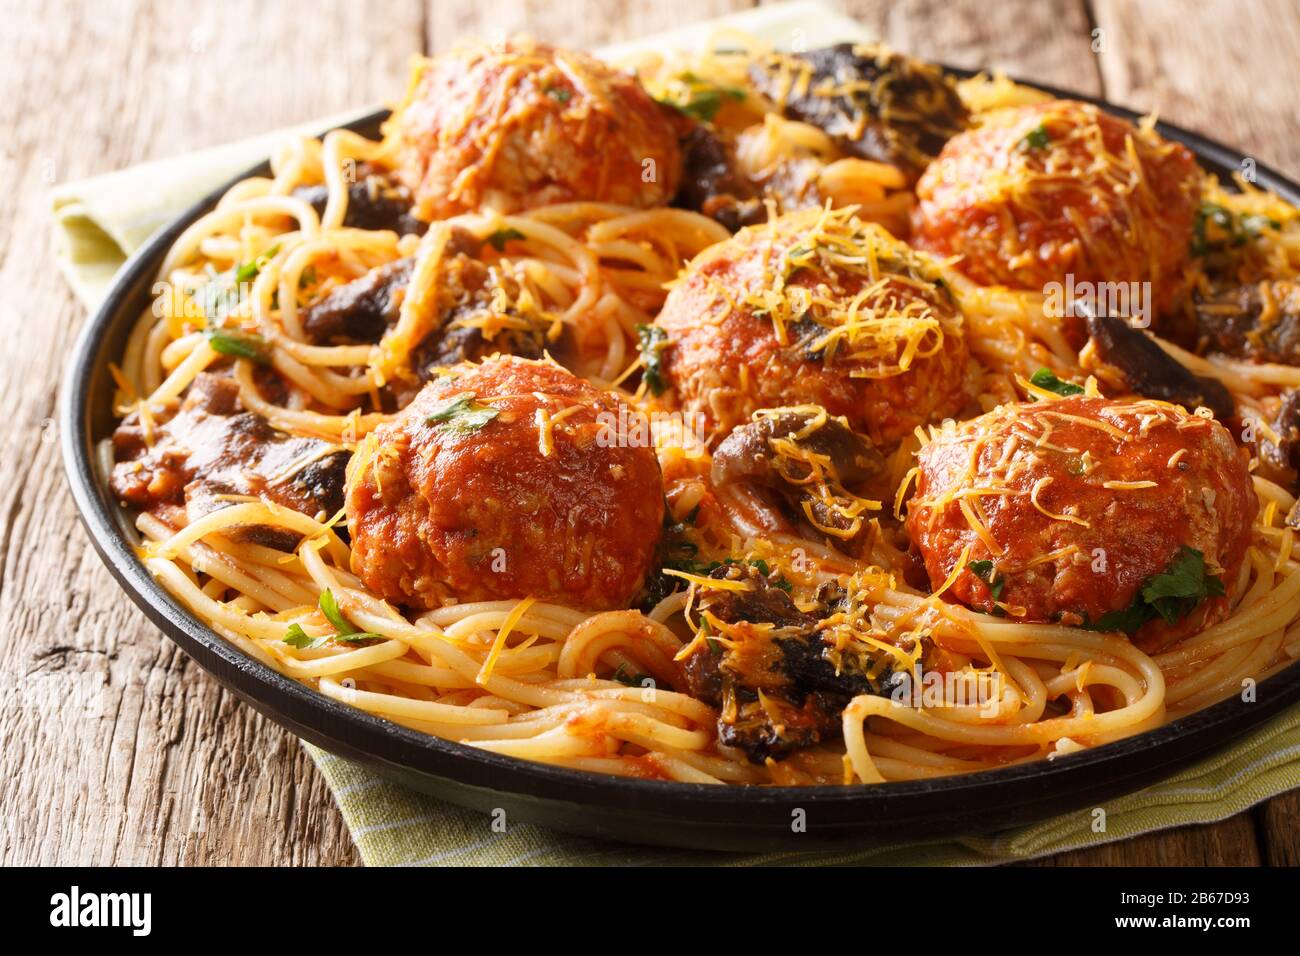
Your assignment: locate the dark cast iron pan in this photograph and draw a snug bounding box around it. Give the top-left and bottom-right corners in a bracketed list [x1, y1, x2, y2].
[60, 71, 1300, 853]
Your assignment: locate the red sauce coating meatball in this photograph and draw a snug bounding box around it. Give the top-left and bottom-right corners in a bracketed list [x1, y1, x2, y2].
[654, 207, 973, 447]
[391, 39, 682, 220]
[346, 356, 665, 611]
[906, 396, 1256, 644]
[911, 100, 1201, 321]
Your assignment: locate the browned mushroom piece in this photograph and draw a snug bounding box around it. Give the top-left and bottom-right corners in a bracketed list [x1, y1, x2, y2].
[292, 163, 427, 237]
[299, 231, 553, 408]
[677, 564, 903, 763]
[711, 407, 885, 543]
[302, 257, 415, 345]
[1085, 308, 1235, 421]
[1258, 390, 1300, 499]
[748, 42, 968, 177]
[109, 373, 349, 550]
[672, 125, 767, 231]
[1191, 279, 1300, 365]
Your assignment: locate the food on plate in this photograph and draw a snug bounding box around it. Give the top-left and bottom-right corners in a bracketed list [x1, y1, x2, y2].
[104, 32, 1300, 786]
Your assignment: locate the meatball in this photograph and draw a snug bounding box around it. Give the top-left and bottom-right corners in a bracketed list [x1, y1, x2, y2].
[345, 356, 664, 611]
[391, 39, 682, 220]
[906, 396, 1257, 644]
[911, 100, 1201, 322]
[654, 206, 972, 447]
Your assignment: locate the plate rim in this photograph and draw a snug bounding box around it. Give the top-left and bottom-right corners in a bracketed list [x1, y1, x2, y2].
[58, 74, 1300, 825]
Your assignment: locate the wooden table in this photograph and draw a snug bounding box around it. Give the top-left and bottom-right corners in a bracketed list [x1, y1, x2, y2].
[3, 0, 1297, 866]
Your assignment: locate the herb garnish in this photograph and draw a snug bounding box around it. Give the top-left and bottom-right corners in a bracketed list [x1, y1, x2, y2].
[1030, 367, 1085, 397]
[1019, 123, 1050, 151]
[1191, 202, 1279, 257]
[656, 73, 746, 123]
[611, 663, 653, 687]
[204, 327, 270, 364]
[189, 244, 280, 323]
[425, 392, 500, 434]
[283, 588, 383, 648]
[636, 324, 669, 395]
[485, 227, 526, 252]
[544, 86, 572, 104]
[1084, 546, 1225, 636]
[966, 559, 1006, 613]
[234, 243, 280, 284]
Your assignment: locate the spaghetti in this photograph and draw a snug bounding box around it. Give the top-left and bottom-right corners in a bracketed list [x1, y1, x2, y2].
[101, 33, 1300, 787]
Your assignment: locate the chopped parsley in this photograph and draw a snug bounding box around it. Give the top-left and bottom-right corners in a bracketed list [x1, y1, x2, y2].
[544, 86, 572, 104]
[189, 244, 279, 323]
[656, 73, 746, 123]
[1019, 123, 1050, 151]
[425, 392, 500, 434]
[1084, 546, 1225, 636]
[966, 559, 1005, 612]
[1030, 367, 1085, 397]
[484, 227, 526, 252]
[283, 589, 383, 648]
[204, 327, 270, 364]
[611, 663, 653, 687]
[282, 623, 327, 650]
[234, 243, 280, 284]
[636, 324, 670, 396]
[642, 547, 793, 609]
[1191, 202, 1279, 257]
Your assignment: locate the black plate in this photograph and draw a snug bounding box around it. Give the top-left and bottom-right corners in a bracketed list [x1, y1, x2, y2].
[60, 77, 1300, 853]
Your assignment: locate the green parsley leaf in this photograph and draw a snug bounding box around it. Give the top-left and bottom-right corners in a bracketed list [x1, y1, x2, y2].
[636, 324, 670, 396]
[1191, 202, 1280, 256]
[611, 663, 652, 687]
[282, 623, 328, 649]
[1083, 546, 1225, 636]
[1141, 546, 1226, 625]
[966, 559, 1005, 610]
[1085, 604, 1153, 636]
[425, 392, 500, 435]
[1030, 367, 1085, 397]
[205, 327, 270, 364]
[234, 243, 280, 284]
[485, 227, 526, 252]
[318, 588, 357, 635]
[544, 86, 572, 104]
[1020, 123, 1050, 151]
[315, 589, 383, 645]
[656, 74, 746, 123]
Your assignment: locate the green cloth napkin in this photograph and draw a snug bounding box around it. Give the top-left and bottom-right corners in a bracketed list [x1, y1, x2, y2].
[306, 709, 1300, 865]
[51, 0, 1300, 866]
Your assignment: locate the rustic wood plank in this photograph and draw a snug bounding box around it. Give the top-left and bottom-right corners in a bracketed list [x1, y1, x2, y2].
[0, 0, 429, 867]
[1024, 815, 1263, 867]
[426, 0, 755, 52]
[1258, 790, 1300, 866]
[823, 0, 1102, 93]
